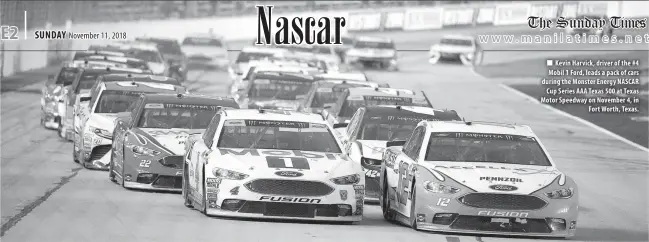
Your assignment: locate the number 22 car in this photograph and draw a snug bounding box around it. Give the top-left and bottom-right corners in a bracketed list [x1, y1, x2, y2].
[182, 109, 364, 222]
[379, 120, 578, 238]
[110, 94, 239, 191]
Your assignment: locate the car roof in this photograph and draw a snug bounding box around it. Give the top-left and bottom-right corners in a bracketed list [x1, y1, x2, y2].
[356, 36, 392, 43]
[422, 120, 536, 137]
[364, 106, 461, 120]
[142, 93, 238, 107]
[102, 73, 179, 84]
[316, 72, 367, 81]
[71, 60, 125, 68]
[84, 55, 146, 63]
[80, 66, 148, 74]
[346, 87, 421, 98]
[102, 81, 182, 93]
[252, 72, 315, 82]
[441, 35, 475, 41]
[221, 109, 326, 124]
[315, 79, 375, 87]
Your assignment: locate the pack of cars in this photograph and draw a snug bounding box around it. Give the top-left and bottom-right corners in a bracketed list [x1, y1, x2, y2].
[37, 33, 577, 238]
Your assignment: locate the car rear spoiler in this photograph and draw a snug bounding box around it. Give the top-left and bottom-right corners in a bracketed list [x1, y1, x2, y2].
[421, 91, 433, 107]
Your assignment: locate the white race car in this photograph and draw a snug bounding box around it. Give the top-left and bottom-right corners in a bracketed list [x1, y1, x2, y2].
[182, 33, 229, 69]
[429, 35, 478, 66]
[182, 109, 365, 222]
[229, 47, 286, 82]
[380, 120, 578, 238]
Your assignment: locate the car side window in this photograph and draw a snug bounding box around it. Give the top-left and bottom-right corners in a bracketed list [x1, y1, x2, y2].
[403, 126, 424, 160]
[409, 127, 426, 161]
[202, 114, 221, 148]
[346, 110, 359, 136]
[88, 85, 101, 110]
[130, 97, 143, 123]
[347, 108, 364, 141]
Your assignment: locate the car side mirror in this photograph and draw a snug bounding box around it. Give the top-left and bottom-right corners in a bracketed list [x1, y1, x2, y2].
[80, 97, 91, 102]
[333, 123, 348, 129]
[386, 140, 406, 147]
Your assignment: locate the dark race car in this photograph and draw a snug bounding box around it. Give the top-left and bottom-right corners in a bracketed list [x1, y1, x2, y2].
[110, 94, 239, 191]
[336, 105, 462, 202]
[41, 64, 80, 129]
[298, 79, 379, 114]
[322, 87, 433, 126]
[239, 72, 318, 111]
[344, 37, 398, 71]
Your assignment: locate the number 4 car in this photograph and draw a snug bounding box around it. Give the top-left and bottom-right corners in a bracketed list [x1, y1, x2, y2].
[182, 109, 364, 222]
[379, 120, 578, 238]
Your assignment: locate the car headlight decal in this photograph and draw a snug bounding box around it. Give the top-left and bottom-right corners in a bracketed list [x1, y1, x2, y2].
[131, 145, 160, 156]
[90, 126, 113, 140]
[545, 188, 574, 199]
[330, 174, 360, 185]
[213, 168, 249, 180]
[422, 181, 460, 194]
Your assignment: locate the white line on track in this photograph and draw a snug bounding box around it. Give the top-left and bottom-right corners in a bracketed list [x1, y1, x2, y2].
[498, 83, 649, 153]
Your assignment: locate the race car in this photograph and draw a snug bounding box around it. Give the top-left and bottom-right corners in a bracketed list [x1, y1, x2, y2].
[73, 81, 185, 169]
[229, 46, 286, 81]
[344, 36, 398, 71]
[181, 33, 229, 70]
[277, 44, 341, 72]
[239, 72, 317, 111]
[124, 42, 170, 76]
[564, 14, 613, 37]
[297, 79, 379, 114]
[335, 106, 462, 203]
[182, 109, 365, 222]
[41, 64, 80, 129]
[230, 59, 324, 100]
[135, 37, 188, 82]
[322, 87, 433, 126]
[71, 50, 126, 61]
[109, 94, 239, 190]
[58, 66, 150, 141]
[334, 36, 356, 62]
[379, 121, 578, 238]
[82, 55, 151, 71]
[429, 35, 478, 65]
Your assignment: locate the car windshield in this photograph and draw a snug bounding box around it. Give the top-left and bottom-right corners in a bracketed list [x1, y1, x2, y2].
[360, 114, 461, 141]
[217, 119, 341, 153]
[137, 103, 224, 129]
[311, 83, 369, 108]
[132, 50, 163, 63]
[249, 79, 312, 100]
[236, 52, 276, 63]
[94, 90, 143, 113]
[424, 132, 551, 166]
[182, 37, 223, 47]
[339, 96, 426, 118]
[56, 68, 79, 85]
[354, 41, 394, 49]
[440, 38, 473, 46]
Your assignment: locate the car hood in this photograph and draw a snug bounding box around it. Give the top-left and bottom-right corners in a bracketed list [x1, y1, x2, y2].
[435, 45, 474, 54]
[357, 140, 388, 160]
[347, 48, 395, 58]
[134, 128, 204, 155]
[209, 148, 352, 179]
[422, 162, 561, 194]
[87, 113, 120, 132]
[182, 45, 227, 57]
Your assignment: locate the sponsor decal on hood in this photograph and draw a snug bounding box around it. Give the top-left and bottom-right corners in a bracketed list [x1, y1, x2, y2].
[422, 162, 560, 194]
[137, 128, 203, 155]
[357, 140, 388, 160]
[213, 148, 349, 179]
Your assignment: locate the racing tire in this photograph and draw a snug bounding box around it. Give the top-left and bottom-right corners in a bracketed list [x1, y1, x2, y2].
[58, 123, 66, 140]
[182, 163, 194, 208]
[108, 143, 117, 183]
[72, 139, 80, 164]
[201, 165, 208, 215]
[381, 177, 396, 222]
[408, 185, 418, 230]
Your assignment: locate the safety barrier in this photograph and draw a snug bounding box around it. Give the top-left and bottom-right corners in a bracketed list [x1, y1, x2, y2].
[2, 1, 641, 78]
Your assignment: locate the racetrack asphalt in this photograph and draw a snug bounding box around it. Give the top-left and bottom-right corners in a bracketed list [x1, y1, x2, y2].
[1, 30, 648, 242]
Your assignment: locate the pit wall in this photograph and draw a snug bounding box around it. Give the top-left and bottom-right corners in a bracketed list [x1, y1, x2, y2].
[0, 1, 636, 77]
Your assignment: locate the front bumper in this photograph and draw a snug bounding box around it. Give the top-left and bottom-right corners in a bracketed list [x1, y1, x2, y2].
[41, 101, 60, 129]
[346, 56, 397, 69]
[123, 155, 184, 192]
[81, 132, 113, 170]
[203, 178, 364, 222]
[410, 186, 578, 238]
